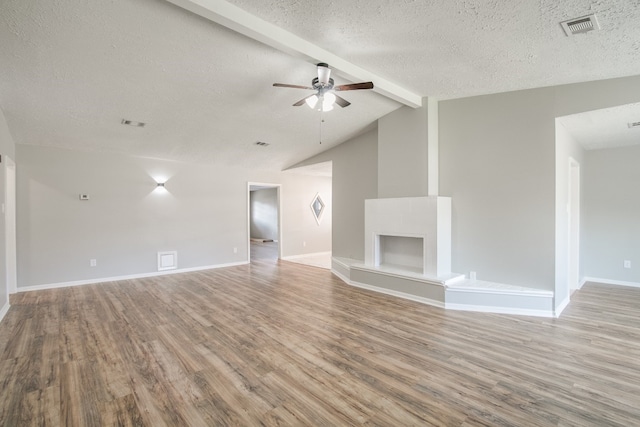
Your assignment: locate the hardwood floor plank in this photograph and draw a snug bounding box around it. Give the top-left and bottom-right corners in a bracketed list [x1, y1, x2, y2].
[1, 262, 640, 426]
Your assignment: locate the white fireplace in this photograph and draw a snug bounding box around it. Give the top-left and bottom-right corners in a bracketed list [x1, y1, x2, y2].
[365, 196, 452, 278]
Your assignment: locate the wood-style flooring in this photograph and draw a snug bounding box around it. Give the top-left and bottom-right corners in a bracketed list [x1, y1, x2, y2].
[1, 258, 640, 426]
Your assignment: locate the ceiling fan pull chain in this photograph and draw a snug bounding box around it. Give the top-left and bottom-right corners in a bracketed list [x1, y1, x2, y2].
[319, 111, 324, 144]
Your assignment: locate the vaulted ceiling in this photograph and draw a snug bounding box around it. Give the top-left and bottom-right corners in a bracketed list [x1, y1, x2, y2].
[1, 0, 639, 170]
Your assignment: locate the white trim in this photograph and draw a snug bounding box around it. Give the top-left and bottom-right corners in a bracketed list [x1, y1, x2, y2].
[554, 295, 571, 317]
[349, 280, 445, 309]
[581, 277, 640, 289]
[445, 302, 554, 318]
[578, 277, 588, 289]
[331, 257, 361, 270]
[331, 268, 350, 284]
[445, 286, 553, 297]
[350, 263, 463, 286]
[281, 251, 331, 261]
[427, 97, 439, 196]
[0, 301, 10, 323]
[17, 261, 249, 293]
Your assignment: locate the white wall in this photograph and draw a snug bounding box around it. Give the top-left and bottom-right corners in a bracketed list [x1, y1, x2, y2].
[250, 188, 278, 241]
[16, 144, 331, 288]
[554, 121, 584, 305]
[288, 129, 378, 260]
[280, 172, 332, 256]
[583, 145, 640, 284]
[0, 108, 16, 314]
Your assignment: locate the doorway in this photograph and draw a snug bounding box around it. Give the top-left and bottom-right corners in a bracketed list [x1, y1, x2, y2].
[247, 183, 281, 262]
[568, 157, 580, 293]
[5, 156, 16, 295]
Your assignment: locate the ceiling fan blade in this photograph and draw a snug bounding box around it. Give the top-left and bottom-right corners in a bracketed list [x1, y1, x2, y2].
[334, 94, 351, 108]
[273, 83, 314, 90]
[293, 94, 316, 107]
[334, 82, 374, 91]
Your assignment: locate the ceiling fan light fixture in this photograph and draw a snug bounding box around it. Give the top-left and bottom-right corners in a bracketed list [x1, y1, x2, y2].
[322, 92, 336, 111]
[317, 63, 331, 86]
[305, 94, 319, 109]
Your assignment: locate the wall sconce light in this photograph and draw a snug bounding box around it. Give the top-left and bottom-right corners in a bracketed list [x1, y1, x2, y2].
[154, 180, 168, 194]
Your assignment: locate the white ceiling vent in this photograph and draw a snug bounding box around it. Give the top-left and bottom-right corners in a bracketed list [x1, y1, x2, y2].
[121, 119, 145, 127]
[560, 14, 600, 36]
[628, 121, 640, 129]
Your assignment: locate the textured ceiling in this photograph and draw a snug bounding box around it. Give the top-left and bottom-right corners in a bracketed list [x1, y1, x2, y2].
[558, 102, 640, 150]
[228, 0, 640, 99]
[1, 0, 639, 170]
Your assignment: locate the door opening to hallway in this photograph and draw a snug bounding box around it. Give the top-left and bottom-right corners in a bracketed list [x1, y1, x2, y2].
[248, 183, 281, 262]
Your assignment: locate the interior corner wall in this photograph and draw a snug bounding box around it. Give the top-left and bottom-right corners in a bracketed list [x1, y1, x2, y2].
[15, 144, 331, 288]
[440, 88, 558, 290]
[378, 102, 429, 198]
[583, 145, 640, 284]
[249, 188, 278, 241]
[0, 108, 16, 310]
[290, 129, 378, 260]
[554, 121, 584, 304]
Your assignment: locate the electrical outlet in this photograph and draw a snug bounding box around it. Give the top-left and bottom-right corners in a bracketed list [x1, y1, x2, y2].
[233, 247, 237, 254]
[470, 271, 477, 280]
[90, 259, 97, 267]
[303, 241, 306, 247]
[624, 260, 631, 269]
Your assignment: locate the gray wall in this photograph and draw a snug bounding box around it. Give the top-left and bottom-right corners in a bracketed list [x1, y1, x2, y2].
[290, 129, 378, 260]
[439, 75, 640, 292]
[0, 108, 16, 310]
[583, 145, 640, 283]
[378, 103, 429, 198]
[250, 188, 278, 241]
[16, 144, 331, 288]
[440, 88, 557, 289]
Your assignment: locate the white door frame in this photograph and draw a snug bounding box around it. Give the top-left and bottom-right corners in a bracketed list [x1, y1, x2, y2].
[568, 157, 580, 293]
[247, 182, 282, 261]
[5, 156, 17, 295]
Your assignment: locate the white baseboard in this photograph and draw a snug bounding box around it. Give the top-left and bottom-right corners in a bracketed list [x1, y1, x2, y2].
[445, 303, 553, 318]
[582, 277, 640, 289]
[281, 251, 331, 261]
[348, 280, 445, 309]
[331, 268, 350, 284]
[334, 262, 558, 317]
[17, 261, 249, 293]
[0, 301, 10, 324]
[554, 295, 571, 318]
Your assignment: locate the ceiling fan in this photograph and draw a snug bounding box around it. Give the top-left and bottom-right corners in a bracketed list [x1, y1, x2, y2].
[273, 63, 374, 111]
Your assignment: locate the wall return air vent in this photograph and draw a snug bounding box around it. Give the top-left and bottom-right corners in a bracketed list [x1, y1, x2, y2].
[560, 14, 600, 36]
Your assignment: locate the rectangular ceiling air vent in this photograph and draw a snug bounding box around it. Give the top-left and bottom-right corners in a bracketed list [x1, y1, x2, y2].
[560, 14, 600, 36]
[255, 141, 270, 146]
[628, 121, 640, 129]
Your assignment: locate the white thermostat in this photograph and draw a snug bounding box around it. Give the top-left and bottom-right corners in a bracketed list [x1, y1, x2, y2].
[79, 194, 90, 200]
